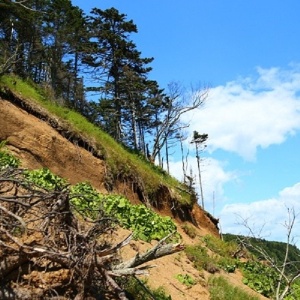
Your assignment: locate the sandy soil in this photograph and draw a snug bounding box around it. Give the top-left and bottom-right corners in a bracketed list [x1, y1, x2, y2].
[0, 97, 269, 299]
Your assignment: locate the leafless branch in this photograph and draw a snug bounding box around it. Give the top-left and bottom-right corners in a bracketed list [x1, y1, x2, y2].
[237, 208, 300, 300]
[0, 166, 184, 299]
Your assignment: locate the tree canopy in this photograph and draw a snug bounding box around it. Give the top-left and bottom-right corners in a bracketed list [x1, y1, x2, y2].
[0, 0, 207, 168]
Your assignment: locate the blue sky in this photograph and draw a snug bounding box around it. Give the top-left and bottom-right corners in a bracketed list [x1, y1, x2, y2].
[72, 0, 300, 246]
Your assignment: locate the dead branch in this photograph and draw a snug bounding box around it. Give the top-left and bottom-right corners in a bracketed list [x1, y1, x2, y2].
[237, 208, 300, 300]
[0, 166, 184, 299]
[114, 232, 185, 270]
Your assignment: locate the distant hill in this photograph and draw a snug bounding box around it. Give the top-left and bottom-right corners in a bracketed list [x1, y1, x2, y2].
[223, 233, 300, 274]
[3, 74, 294, 300]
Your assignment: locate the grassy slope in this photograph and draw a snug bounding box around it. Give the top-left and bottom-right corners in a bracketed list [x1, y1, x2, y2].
[223, 233, 300, 266]
[0, 75, 193, 206]
[1, 75, 276, 300]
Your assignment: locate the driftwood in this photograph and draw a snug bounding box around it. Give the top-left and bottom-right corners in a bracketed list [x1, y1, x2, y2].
[0, 166, 184, 299]
[113, 232, 184, 272]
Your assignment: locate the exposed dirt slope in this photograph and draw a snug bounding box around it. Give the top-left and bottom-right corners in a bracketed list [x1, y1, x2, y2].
[1, 99, 107, 192]
[0, 95, 268, 299]
[0, 91, 219, 236]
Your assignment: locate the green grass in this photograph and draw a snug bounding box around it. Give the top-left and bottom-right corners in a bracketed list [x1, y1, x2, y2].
[209, 276, 260, 300]
[0, 74, 193, 205]
[202, 234, 240, 258]
[175, 273, 196, 287]
[118, 277, 172, 300]
[181, 222, 197, 238]
[185, 235, 240, 274]
[185, 243, 219, 273]
[0, 141, 20, 168]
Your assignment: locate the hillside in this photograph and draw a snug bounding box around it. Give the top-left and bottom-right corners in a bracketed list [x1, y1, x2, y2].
[0, 77, 219, 237]
[0, 78, 270, 299]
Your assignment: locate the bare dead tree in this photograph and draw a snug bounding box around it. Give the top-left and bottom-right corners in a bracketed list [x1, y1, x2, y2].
[191, 131, 208, 210]
[0, 45, 19, 77]
[0, 166, 184, 300]
[150, 82, 208, 165]
[175, 131, 189, 182]
[237, 207, 300, 300]
[3, 0, 43, 12]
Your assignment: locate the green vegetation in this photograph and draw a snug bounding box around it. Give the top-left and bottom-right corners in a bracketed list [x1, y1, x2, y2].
[71, 182, 178, 242]
[175, 273, 196, 287]
[202, 235, 240, 273]
[104, 195, 177, 241]
[203, 234, 240, 258]
[0, 147, 178, 299]
[241, 261, 277, 297]
[24, 168, 67, 190]
[240, 261, 300, 299]
[184, 234, 300, 298]
[119, 277, 172, 300]
[0, 141, 20, 168]
[224, 233, 300, 299]
[223, 233, 300, 273]
[0, 75, 193, 206]
[185, 243, 219, 273]
[198, 234, 300, 298]
[28, 169, 178, 242]
[285, 281, 300, 300]
[181, 222, 197, 238]
[0, 146, 177, 242]
[185, 235, 239, 274]
[208, 276, 260, 300]
[0, 75, 46, 104]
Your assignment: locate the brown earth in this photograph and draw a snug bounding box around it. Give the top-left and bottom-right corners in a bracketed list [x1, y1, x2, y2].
[0, 95, 269, 299]
[0, 94, 219, 236]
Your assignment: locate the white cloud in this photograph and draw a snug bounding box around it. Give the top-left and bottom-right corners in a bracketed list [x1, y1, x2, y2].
[219, 182, 300, 246]
[167, 65, 300, 246]
[168, 157, 236, 209]
[182, 65, 300, 161]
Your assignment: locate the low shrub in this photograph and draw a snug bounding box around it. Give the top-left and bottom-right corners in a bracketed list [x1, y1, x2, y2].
[185, 244, 219, 273]
[118, 277, 172, 300]
[241, 261, 277, 297]
[70, 182, 178, 242]
[209, 276, 259, 300]
[176, 273, 196, 287]
[181, 222, 197, 238]
[0, 141, 20, 168]
[203, 234, 239, 257]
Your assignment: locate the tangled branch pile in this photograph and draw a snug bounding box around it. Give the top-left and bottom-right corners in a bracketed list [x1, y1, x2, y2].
[0, 166, 184, 299]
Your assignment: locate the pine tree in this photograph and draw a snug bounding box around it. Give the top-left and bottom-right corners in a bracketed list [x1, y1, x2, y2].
[84, 7, 153, 143]
[0, 0, 38, 76]
[41, 0, 86, 101]
[0, 0, 87, 106]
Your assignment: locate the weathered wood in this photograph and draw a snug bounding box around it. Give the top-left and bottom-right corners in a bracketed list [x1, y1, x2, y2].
[0, 167, 184, 299]
[114, 232, 185, 270]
